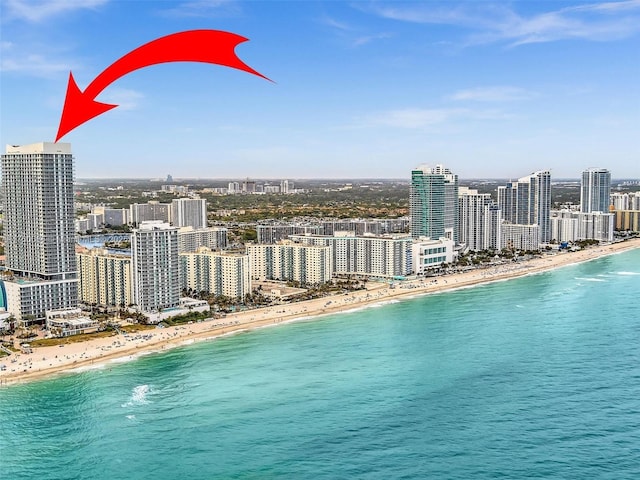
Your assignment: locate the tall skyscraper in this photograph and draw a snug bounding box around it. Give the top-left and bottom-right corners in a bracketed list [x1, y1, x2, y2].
[1, 142, 78, 321]
[458, 187, 501, 251]
[2, 143, 77, 280]
[410, 165, 459, 242]
[581, 168, 611, 213]
[170, 198, 207, 229]
[132, 221, 180, 312]
[497, 170, 551, 244]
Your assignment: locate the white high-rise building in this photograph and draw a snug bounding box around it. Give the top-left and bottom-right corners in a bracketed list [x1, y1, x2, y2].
[180, 247, 251, 299]
[177, 226, 228, 253]
[576, 212, 615, 242]
[1, 142, 78, 321]
[581, 168, 611, 213]
[550, 211, 579, 242]
[501, 224, 540, 251]
[290, 232, 412, 278]
[246, 242, 332, 284]
[498, 170, 551, 244]
[129, 201, 170, 226]
[458, 187, 501, 251]
[132, 222, 180, 312]
[280, 180, 293, 194]
[170, 198, 207, 229]
[611, 192, 640, 211]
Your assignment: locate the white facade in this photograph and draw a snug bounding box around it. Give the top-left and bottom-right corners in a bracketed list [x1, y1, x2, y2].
[246, 242, 332, 284]
[498, 170, 551, 244]
[1, 142, 77, 281]
[177, 226, 228, 253]
[171, 198, 207, 229]
[45, 308, 98, 337]
[180, 247, 251, 299]
[550, 210, 614, 242]
[411, 237, 456, 275]
[458, 188, 501, 251]
[1, 142, 78, 320]
[501, 224, 540, 251]
[581, 168, 611, 213]
[3, 279, 79, 323]
[132, 222, 180, 312]
[576, 212, 615, 242]
[290, 232, 412, 278]
[550, 211, 579, 242]
[611, 192, 640, 211]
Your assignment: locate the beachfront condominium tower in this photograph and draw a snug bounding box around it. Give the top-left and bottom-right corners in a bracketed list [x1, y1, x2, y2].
[581, 168, 611, 213]
[458, 187, 502, 251]
[1, 142, 78, 321]
[410, 165, 459, 243]
[2, 143, 77, 280]
[497, 170, 551, 244]
[132, 221, 180, 312]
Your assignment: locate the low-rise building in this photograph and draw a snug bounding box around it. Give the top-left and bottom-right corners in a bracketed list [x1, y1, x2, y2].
[46, 308, 98, 337]
[2, 278, 79, 324]
[411, 237, 456, 275]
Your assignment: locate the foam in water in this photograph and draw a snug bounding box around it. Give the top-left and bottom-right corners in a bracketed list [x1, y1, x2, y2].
[616, 271, 640, 275]
[574, 276, 606, 282]
[122, 384, 151, 407]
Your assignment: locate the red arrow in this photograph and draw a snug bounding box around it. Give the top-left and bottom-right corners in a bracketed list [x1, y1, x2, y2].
[55, 29, 270, 142]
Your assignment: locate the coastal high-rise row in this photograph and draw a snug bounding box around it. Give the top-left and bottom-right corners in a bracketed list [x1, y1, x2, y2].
[410, 165, 459, 243]
[497, 170, 551, 244]
[1, 142, 79, 321]
[581, 168, 611, 213]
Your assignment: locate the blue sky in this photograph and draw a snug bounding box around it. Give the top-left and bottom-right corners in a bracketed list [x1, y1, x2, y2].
[1, 0, 639, 179]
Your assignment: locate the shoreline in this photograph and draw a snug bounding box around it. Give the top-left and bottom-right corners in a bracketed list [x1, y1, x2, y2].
[2, 238, 639, 386]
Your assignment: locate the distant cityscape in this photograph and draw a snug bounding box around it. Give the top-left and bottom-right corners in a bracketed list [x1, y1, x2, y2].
[0, 142, 638, 337]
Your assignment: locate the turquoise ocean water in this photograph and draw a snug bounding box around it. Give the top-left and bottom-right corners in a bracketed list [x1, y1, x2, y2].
[1, 249, 640, 479]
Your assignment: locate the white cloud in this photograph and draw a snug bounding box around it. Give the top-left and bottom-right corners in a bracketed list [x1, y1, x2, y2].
[159, 0, 241, 18]
[0, 52, 70, 76]
[358, 107, 512, 129]
[449, 86, 536, 102]
[97, 88, 144, 111]
[3, 0, 108, 23]
[361, 0, 640, 46]
[353, 32, 393, 47]
[319, 14, 392, 47]
[318, 15, 352, 31]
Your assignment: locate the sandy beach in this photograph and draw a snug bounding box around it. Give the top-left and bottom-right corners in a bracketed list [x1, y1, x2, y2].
[2, 238, 639, 386]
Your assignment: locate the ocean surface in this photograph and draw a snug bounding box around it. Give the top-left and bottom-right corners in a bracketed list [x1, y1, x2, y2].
[2, 249, 640, 479]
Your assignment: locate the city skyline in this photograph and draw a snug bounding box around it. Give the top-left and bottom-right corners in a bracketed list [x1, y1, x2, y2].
[1, 1, 639, 179]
